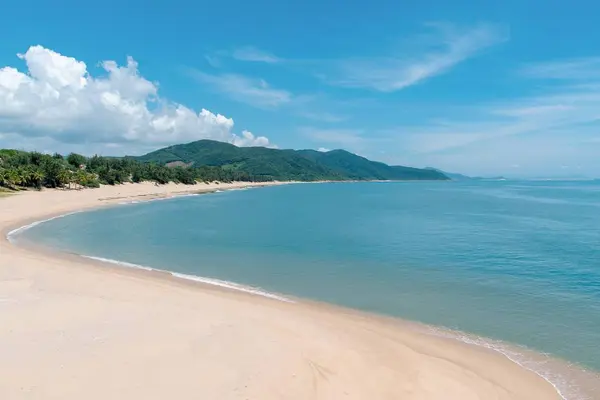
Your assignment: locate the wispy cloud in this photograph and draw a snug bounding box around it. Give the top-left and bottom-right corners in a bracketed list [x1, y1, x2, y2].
[381, 54, 600, 157]
[491, 104, 575, 117]
[323, 23, 507, 92]
[186, 69, 292, 108]
[231, 46, 281, 63]
[297, 52, 600, 176]
[520, 57, 600, 80]
[393, 91, 600, 157]
[204, 54, 221, 68]
[372, 67, 600, 175]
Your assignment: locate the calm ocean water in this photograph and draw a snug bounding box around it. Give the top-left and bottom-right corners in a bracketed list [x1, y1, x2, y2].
[17, 181, 600, 382]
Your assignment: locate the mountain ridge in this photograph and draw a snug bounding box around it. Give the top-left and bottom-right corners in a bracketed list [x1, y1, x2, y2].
[134, 140, 448, 181]
[425, 167, 506, 181]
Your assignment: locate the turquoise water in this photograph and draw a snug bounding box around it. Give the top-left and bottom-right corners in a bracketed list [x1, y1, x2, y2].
[18, 181, 600, 376]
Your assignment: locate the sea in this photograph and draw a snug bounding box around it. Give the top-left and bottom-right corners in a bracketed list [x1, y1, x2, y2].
[12, 180, 600, 398]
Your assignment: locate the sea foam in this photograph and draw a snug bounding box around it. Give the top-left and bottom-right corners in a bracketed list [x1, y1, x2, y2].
[6, 212, 81, 243]
[427, 327, 593, 400]
[6, 197, 293, 305]
[82, 255, 293, 303]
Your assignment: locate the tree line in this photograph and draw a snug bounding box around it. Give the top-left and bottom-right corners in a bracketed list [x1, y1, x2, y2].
[0, 149, 256, 190]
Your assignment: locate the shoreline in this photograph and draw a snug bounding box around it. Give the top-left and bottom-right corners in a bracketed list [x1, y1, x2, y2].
[9, 217, 600, 400]
[0, 182, 595, 399]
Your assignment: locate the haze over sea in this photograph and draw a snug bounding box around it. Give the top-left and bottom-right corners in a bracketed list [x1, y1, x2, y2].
[19, 181, 600, 386]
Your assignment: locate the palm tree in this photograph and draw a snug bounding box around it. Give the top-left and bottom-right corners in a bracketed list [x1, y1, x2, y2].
[28, 167, 44, 189]
[0, 167, 7, 187]
[5, 167, 23, 188]
[58, 168, 72, 189]
[74, 169, 88, 189]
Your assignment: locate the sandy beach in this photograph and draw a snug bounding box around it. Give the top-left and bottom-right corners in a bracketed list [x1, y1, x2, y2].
[0, 182, 562, 399]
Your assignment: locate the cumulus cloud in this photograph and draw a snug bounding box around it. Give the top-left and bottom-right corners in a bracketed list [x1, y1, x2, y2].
[0, 45, 272, 153]
[231, 130, 273, 147]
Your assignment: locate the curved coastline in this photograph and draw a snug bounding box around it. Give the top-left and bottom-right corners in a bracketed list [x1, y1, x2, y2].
[0, 182, 595, 399]
[7, 211, 592, 400]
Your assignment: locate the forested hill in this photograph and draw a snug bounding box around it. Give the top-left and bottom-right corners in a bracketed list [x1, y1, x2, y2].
[135, 140, 448, 181]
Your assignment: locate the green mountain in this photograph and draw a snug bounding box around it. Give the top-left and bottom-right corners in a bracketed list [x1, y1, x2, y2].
[135, 140, 448, 181]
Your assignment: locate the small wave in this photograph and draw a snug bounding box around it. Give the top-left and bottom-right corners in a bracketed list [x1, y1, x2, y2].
[117, 193, 200, 206]
[81, 255, 293, 303]
[82, 255, 155, 271]
[6, 212, 81, 243]
[427, 327, 589, 400]
[171, 193, 200, 198]
[170, 272, 293, 302]
[119, 200, 140, 204]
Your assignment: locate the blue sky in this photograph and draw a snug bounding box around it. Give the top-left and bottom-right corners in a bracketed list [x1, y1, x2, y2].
[1, 0, 599, 177]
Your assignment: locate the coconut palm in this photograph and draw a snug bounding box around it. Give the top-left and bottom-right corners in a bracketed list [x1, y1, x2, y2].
[0, 167, 7, 187]
[5, 167, 23, 188]
[26, 167, 45, 189]
[57, 168, 72, 189]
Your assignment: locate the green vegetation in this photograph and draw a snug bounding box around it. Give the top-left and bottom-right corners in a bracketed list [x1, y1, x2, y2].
[0, 140, 447, 191]
[0, 149, 250, 191]
[136, 140, 448, 181]
[0, 150, 85, 190]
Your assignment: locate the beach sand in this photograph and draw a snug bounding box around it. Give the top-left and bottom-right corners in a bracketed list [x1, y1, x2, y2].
[0, 182, 562, 399]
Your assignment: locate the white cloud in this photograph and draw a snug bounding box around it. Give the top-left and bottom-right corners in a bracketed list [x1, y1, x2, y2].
[376, 53, 600, 161]
[317, 147, 330, 152]
[0, 45, 272, 153]
[373, 75, 600, 175]
[187, 69, 291, 108]
[302, 53, 600, 176]
[324, 23, 507, 92]
[520, 57, 600, 80]
[386, 92, 600, 157]
[231, 130, 274, 147]
[0, 131, 153, 157]
[492, 104, 575, 117]
[17, 45, 88, 90]
[231, 46, 281, 63]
